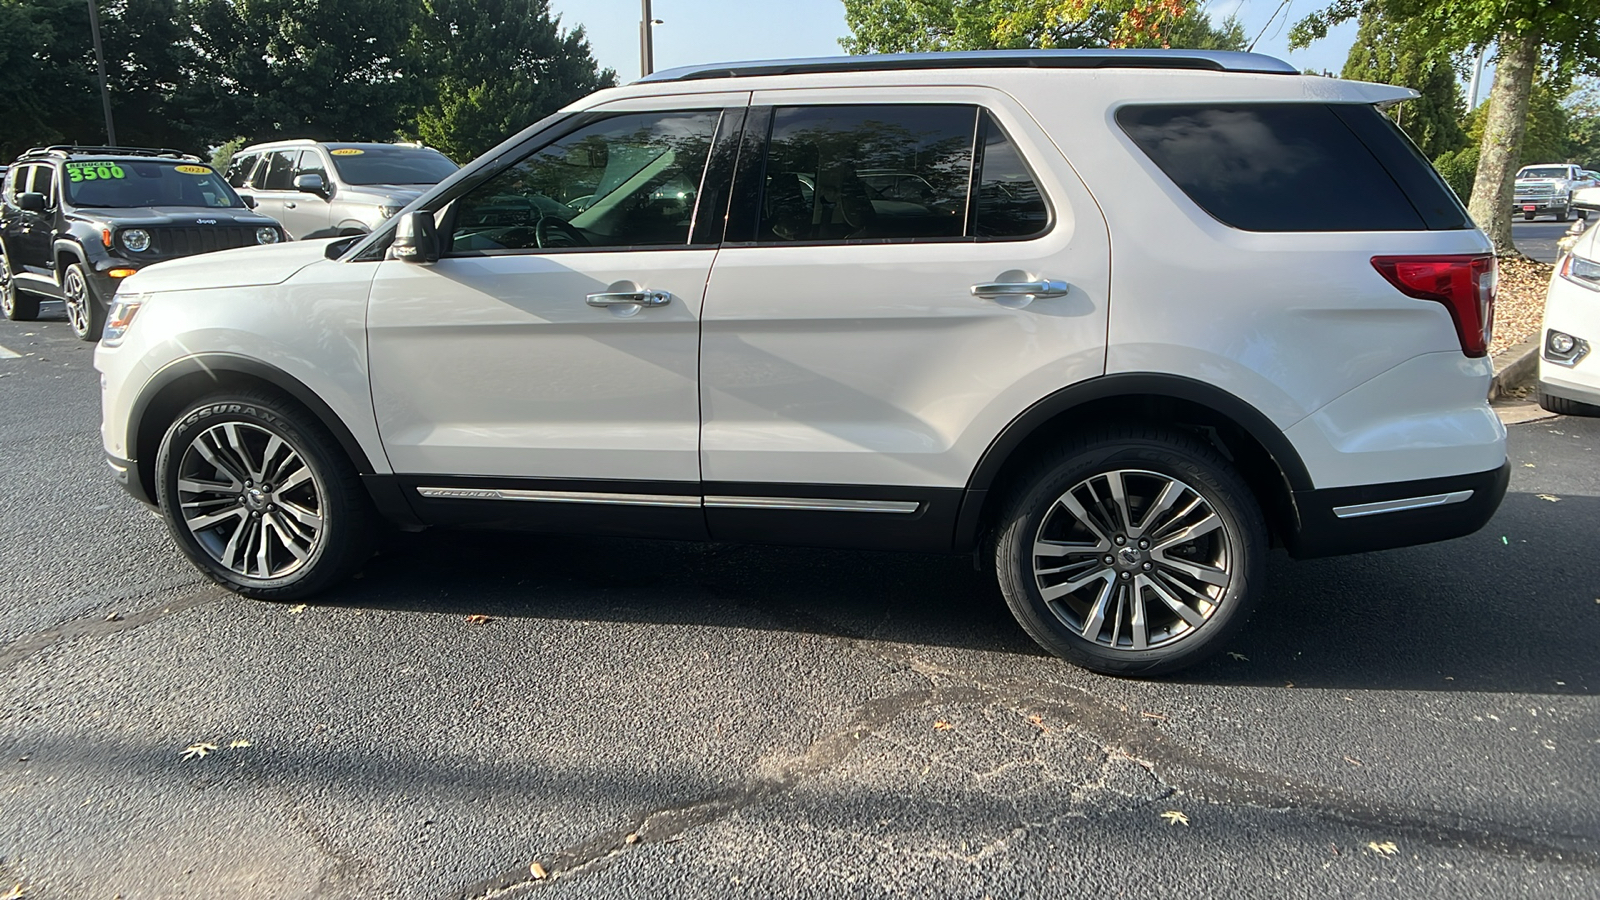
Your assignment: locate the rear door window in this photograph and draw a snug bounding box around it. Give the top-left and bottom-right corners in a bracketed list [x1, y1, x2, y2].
[1117, 103, 1469, 232]
[225, 152, 260, 188]
[258, 150, 299, 191]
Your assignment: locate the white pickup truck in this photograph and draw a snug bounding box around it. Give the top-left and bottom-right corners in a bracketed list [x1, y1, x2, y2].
[1513, 163, 1597, 222]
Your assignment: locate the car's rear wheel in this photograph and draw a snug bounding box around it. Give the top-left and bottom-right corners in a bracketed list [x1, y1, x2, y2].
[993, 425, 1267, 676]
[1, 254, 39, 321]
[1537, 388, 1600, 417]
[63, 263, 105, 341]
[155, 390, 376, 599]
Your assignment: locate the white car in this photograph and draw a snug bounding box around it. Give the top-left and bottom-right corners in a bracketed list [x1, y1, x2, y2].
[1537, 187, 1600, 416]
[96, 50, 1508, 676]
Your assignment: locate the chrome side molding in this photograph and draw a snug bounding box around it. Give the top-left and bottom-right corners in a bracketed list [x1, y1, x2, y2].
[1331, 490, 1474, 519]
[415, 487, 921, 514]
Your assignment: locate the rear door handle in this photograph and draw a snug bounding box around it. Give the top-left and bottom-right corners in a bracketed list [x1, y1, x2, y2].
[970, 280, 1070, 300]
[586, 290, 671, 308]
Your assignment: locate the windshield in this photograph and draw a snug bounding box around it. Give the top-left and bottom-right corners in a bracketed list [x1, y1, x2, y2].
[1518, 167, 1570, 179]
[64, 160, 242, 209]
[327, 146, 457, 185]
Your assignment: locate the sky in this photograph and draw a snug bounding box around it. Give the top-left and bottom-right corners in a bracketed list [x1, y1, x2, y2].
[546, 0, 1365, 85]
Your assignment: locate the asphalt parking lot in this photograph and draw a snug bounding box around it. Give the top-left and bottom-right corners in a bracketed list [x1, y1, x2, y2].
[1, 307, 1597, 898]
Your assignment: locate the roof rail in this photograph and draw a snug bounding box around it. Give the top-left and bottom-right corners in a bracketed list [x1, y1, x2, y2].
[21, 145, 202, 162]
[639, 49, 1299, 83]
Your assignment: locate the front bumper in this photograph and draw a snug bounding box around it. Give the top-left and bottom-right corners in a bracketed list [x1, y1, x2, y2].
[1538, 265, 1600, 405]
[1285, 462, 1509, 558]
[106, 452, 155, 507]
[1513, 197, 1564, 212]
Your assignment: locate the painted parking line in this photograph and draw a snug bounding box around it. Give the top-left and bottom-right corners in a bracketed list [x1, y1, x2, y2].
[0, 344, 19, 359]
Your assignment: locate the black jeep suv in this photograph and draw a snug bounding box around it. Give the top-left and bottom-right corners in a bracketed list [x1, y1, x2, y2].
[0, 146, 286, 340]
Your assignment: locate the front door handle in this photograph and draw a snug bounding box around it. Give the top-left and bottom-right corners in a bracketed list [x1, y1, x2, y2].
[284, 202, 297, 209]
[586, 290, 671, 308]
[970, 280, 1070, 300]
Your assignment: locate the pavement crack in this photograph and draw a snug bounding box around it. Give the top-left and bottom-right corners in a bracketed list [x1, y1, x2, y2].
[0, 586, 221, 674]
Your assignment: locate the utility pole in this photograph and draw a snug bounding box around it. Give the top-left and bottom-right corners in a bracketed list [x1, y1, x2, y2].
[639, 0, 659, 78]
[1466, 44, 1489, 111]
[87, 0, 116, 145]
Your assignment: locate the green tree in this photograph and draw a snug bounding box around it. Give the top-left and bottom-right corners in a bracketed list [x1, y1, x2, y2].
[409, 0, 614, 161]
[841, 0, 1242, 54]
[182, 0, 421, 144]
[1292, 0, 1600, 255]
[0, 0, 103, 158]
[1340, 7, 1466, 160]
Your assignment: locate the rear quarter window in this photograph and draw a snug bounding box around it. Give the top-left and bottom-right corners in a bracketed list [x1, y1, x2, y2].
[1117, 103, 1470, 232]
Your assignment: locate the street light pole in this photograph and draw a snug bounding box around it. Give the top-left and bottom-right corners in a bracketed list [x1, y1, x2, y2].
[86, 0, 116, 145]
[639, 0, 654, 78]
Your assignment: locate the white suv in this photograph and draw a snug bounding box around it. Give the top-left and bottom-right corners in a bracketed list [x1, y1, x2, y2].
[96, 50, 1509, 675]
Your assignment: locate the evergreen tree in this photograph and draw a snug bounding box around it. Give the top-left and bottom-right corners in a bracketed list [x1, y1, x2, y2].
[0, 0, 103, 158]
[1340, 7, 1467, 160]
[409, 0, 614, 162]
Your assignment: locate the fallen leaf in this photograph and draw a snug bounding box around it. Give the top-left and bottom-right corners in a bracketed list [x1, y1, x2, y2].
[465, 614, 494, 625]
[933, 720, 955, 731]
[529, 862, 548, 880]
[104, 612, 122, 622]
[180, 742, 217, 761]
[1522, 463, 1535, 468]
[288, 604, 308, 613]
[1366, 840, 1399, 857]
[1, 883, 23, 900]
[1026, 714, 1049, 732]
[1537, 494, 1562, 502]
[1227, 652, 1248, 661]
[1140, 711, 1168, 721]
[228, 739, 252, 749]
[625, 833, 640, 844]
[1342, 756, 1362, 766]
[1159, 810, 1189, 826]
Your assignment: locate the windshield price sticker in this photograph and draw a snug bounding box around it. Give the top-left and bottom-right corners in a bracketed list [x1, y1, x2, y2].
[174, 164, 211, 175]
[65, 162, 126, 182]
[330, 148, 364, 156]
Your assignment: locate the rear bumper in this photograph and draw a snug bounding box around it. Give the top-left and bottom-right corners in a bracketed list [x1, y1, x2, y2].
[1285, 461, 1509, 558]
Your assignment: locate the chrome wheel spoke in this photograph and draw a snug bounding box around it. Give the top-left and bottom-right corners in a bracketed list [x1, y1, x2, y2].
[175, 419, 323, 580]
[1032, 467, 1232, 652]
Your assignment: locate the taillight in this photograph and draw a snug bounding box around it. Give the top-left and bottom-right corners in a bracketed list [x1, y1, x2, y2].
[1370, 255, 1496, 358]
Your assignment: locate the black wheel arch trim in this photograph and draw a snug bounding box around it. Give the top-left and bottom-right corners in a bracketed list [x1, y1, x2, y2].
[126, 353, 379, 505]
[953, 373, 1313, 551]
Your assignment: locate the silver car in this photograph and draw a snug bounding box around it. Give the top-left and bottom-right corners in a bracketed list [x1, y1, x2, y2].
[224, 141, 457, 239]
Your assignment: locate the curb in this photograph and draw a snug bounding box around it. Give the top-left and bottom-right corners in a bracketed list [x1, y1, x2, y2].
[1489, 333, 1541, 401]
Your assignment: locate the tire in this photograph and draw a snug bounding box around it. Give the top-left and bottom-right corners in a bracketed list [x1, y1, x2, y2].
[1524, 211, 1536, 221]
[1537, 388, 1600, 417]
[1, 253, 39, 321]
[1555, 204, 1571, 223]
[62, 262, 106, 341]
[155, 389, 377, 599]
[992, 424, 1268, 677]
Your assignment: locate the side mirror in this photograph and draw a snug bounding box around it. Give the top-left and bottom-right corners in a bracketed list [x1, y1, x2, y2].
[1572, 186, 1600, 212]
[239, 194, 257, 209]
[391, 210, 438, 264]
[19, 192, 45, 212]
[294, 173, 327, 195]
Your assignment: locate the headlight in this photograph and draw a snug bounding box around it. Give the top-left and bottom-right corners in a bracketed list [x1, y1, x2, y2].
[100, 295, 146, 347]
[256, 227, 281, 245]
[1561, 250, 1600, 291]
[378, 205, 404, 219]
[121, 228, 150, 252]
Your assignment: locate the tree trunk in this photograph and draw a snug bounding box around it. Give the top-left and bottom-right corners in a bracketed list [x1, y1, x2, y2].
[1467, 29, 1540, 256]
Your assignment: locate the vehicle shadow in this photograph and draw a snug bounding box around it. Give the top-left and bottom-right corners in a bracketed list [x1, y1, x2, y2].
[315, 490, 1598, 696]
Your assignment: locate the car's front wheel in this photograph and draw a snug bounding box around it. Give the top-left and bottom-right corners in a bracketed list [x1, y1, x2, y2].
[63, 262, 106, 341]
[155, 390, 376, 599]
[1, 253, 40, 321]
[993, 425, 1267, 676]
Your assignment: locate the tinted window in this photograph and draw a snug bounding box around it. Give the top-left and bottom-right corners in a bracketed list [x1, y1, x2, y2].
[759, 105, 973, 242]
[33, 165, 55, 205]
[1118, 103, 1429, 232]
[296, 150, 327, 182]
[450, 111, 719, 253]
[327, 146, 457, 186]
[973, 113, 1049, 238]
[64, 160, 242, 209]
[6, 165, 31, 202]
[225, 152, 260, 188]
[259, 150, 299, 191]
[1518, 167, 1571, 179]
